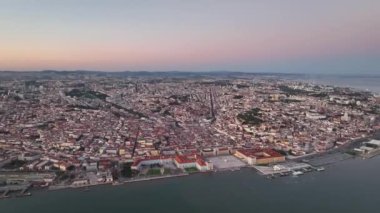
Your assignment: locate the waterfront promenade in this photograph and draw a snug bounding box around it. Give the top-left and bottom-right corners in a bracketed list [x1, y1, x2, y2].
[1, 156, 380, 213]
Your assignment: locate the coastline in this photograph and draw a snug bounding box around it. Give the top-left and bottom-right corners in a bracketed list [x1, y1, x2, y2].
[48, 173, 190, 191]
[40, 132, 379, 193]
[3, 156, 380, 213]
[2, 131, 378, 198]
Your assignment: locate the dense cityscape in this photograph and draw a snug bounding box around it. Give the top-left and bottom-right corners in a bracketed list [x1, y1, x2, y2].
[1, 72, 379, 197]
[2, 0, 380, 212]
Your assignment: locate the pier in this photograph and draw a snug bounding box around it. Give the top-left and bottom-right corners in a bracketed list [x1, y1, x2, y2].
[253, 162, 313, 176]
[0, 184, 31, 199]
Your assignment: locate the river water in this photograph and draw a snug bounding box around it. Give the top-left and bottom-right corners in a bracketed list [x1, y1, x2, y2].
[1, 156, 380, 213]
[292, 74, 380, 94]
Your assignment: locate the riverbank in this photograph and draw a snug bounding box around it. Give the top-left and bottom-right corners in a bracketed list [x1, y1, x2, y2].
[123, 173, 189, 183]
[47, 173, 190, 191]
[2, 155, 380, 213]
[3, 132, 380, 198]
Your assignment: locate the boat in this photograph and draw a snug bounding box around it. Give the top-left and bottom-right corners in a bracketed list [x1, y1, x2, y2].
[0, 195, 10, 199]
[292, 171, 304, 176]
[302, 167, 312, 173]
[112, 181, 123, 186]
[316, 167, 325, 172]
[16, 192, 31, 197]
[280, 172, 290, 177]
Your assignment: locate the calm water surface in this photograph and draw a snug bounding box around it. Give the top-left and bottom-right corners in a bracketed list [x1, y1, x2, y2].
[1, 156, 380, 213]
[296, 75, 380, 94]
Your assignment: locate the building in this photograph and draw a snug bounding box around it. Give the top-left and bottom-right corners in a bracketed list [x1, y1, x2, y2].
[18, 152, 41, 161]
[71, 179, 89, 186]
[54, 161, 72, 171]
[215, 147, 230, 155]
[354, 139, 380, 155]
[0, 172, 56, 185]
[201, 148, 215, 157]
[82, 160, 98, 171]
[235, 149, 285, 165]
[174, 154, 213, 171]
[341, 112, 351, 122]
[98, 159, 112, 170]
[131, 156, 173, 170]
[365, 139, 380, 148]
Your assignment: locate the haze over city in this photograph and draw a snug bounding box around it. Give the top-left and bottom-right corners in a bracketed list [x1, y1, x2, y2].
[1, 0, 379, 74]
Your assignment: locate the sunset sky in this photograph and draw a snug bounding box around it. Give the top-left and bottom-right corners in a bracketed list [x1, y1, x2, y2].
[1, 0, 379, 73]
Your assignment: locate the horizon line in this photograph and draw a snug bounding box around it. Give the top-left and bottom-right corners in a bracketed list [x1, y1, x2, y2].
[0, 70, 380, 77]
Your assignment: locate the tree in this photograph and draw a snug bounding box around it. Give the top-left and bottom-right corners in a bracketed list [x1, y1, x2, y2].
[121, 163, 133, 177]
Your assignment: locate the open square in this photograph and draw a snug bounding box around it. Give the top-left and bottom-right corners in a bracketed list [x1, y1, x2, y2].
[207, 155, 246, 170]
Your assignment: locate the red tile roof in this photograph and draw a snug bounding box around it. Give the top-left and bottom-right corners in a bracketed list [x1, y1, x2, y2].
[132, 155, 174, 167]
[174, 155, 196, 164]
[196, 158, 207, 166]
[237, 148, 283, 159]
[174, 154, 207, 167]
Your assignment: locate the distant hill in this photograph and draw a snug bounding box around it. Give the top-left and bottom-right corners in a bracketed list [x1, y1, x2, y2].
[0, 70, 379, 81]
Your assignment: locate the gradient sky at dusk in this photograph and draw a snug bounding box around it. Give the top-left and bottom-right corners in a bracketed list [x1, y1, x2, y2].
[1, 0, 379, 73]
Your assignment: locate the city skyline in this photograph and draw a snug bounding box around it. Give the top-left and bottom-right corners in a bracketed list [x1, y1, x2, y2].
[1, 1, 380, 211]
[1, 0, 379, 74]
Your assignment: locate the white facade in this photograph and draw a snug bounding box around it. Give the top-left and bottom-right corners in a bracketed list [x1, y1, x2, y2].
[174, 161, 196, 169]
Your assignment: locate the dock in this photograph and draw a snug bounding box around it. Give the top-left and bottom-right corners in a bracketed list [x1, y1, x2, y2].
[253, 162, 313, 176]
[0, 184, 31, 199]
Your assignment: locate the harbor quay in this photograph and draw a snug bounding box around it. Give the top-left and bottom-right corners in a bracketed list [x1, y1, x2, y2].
[254, 162, 314, 176]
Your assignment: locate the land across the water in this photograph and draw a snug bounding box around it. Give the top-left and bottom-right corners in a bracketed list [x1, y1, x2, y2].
[1, 154, 380, 213]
